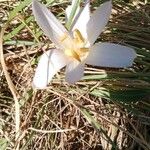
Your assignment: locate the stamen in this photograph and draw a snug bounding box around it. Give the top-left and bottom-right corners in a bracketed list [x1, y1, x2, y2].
[73, 29, 84, 44]
[60, 33, 68, 42]
[60, 29, 88, 62]
[64, 49, 81, 62]
[80, 48, 89, 52]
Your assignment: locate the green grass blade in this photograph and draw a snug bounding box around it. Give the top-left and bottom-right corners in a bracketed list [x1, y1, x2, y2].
[91, 87, 149, 102]
[0, 138, 8, 150]
[8, 0, 32, 22]
[83, 71, 150, 81]
[66, 0, 80, 30]
[4, 40, 36, 46]
[80, 107, 117, 149]
[4, 16, 33, 41]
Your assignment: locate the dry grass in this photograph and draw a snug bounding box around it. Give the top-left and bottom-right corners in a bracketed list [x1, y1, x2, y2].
[0, 0, 150, 150]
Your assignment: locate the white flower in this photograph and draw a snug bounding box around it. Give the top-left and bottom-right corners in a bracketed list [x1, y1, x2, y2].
[32, 0, 136, 89]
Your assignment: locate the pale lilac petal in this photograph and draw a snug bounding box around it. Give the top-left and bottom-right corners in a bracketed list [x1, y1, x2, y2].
[86, 42, 136, 68]
[32, 0, 69, 48]
[65, 60, 85, 84]
[86, 1, 112, 45]
[71, 3, 90, 40]
[33, 49, 68, 89]
[66, 5, 73, 21]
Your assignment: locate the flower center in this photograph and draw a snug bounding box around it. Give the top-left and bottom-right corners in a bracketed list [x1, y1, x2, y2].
[60, 29, 89, 62]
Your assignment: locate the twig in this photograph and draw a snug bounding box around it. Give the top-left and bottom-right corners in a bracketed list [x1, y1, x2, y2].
[0, 26, 20, 150]
[28, 127, 76, 133]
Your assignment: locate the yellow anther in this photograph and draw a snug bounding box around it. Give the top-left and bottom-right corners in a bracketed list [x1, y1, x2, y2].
[64, 49, 81, 62]
[80, 48, 89, 52]
[60, 33, 68, 42]
[73, 29, 85, 44]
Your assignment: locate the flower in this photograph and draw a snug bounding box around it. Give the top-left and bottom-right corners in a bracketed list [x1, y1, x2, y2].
[32, 0, 136, 89]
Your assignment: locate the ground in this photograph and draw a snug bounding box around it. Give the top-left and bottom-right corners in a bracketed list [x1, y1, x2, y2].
[0, 0, 150, 149]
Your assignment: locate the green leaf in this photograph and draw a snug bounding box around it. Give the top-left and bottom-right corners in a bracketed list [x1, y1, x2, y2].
[91, 87, 149, 102]
[83, 71, 150, 81]
[66, 0, 80, 30]
[4, 16, 33, 41]
[0, 138, 8, 150]
[4, 40, 35, 46]
[8, 0, 32, 22]
[90, 87, 150, 116]
[80, 108, 117, 149]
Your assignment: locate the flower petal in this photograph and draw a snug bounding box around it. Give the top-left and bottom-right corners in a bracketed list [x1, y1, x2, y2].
[33, 49, 68, 89]
[65, 5, 73, 22]
[86, 1, 112, 45]
[65, 60, 84, 84]
[71, 2, 90, 40]
[32, 0, 69, 48]
[86, 42, 136, 68]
